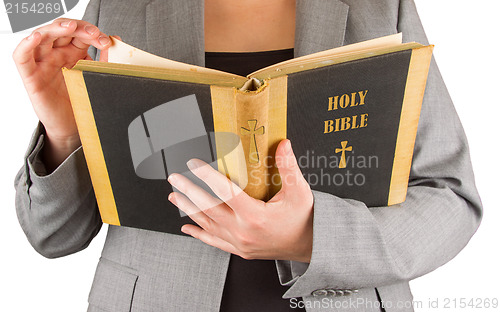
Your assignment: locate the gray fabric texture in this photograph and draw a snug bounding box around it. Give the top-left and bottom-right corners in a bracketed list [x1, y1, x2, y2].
[14, 0, 482, 311]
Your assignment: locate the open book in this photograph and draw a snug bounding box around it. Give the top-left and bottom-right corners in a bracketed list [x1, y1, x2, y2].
[63, 34, 433, 234]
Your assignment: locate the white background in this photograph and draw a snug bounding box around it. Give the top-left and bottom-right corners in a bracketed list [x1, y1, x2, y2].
[0, 1, 498, 311]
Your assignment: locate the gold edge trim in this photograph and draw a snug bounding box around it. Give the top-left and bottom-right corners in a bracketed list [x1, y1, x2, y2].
[387, 46, 434, 205]
[62, 69, 121, 225]
[267, 76, 288, 197]
[73, 60, 248, 88]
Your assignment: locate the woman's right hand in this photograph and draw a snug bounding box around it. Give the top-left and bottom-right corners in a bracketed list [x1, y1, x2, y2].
[13, 18, 111, 172]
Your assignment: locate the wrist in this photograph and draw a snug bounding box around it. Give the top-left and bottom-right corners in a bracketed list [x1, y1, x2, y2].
[289, 236, 313, 263]
[286, 216, 313, 263]
[42, 130, 81, 173]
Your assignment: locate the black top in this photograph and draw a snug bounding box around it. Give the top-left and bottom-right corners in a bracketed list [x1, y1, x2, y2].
[205, 49, 294, 78]
[205, 49, 306, 312]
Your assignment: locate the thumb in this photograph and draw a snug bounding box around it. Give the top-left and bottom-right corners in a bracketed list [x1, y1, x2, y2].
[274, 139, 308, 194]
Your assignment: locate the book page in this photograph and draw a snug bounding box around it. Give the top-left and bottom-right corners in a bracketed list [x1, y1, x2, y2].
[87, 34, 420, 88]
[107, 36, 244, 80]
[249, 33, 405, 79]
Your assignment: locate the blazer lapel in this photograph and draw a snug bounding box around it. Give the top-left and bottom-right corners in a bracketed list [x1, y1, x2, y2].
[145, 0, 205, 66]
[295, 0, 349, 57]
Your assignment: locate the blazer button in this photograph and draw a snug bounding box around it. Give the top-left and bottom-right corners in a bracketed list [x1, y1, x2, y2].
[326, 289, 337, 296]
[311, 289, 328, 297]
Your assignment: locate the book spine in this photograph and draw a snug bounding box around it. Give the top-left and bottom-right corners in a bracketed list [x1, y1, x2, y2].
[210, 76, 287, 201]
[235, 87, 270, 200]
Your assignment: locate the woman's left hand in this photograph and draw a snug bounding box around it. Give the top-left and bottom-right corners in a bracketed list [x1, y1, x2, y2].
[168, 139, 314, 263]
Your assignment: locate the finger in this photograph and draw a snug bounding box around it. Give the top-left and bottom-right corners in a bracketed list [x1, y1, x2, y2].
[71, 33, 111, 51]
[171, 192, 235, 245]
[99, 46, 108, 62]
[43, 18, 100, 43]
[181, 224, 239, 255]
[52, 36, 73, 48]
[170, 191, 234, 243]
[12, 32, 42, 78]
[186, 159, 254, 209]
[56, 22, 110, 51]
[274, 139, 309, 193]
[168, 192, 208, 223]
[34, 20, 78, 58]
[167, 173, 230, 216]
[36, 19, 109, 57]
[56, 19, 106, 49]
[52, 21, 98, 48]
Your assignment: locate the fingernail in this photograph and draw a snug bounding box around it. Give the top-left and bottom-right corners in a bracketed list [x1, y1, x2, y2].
[167, 174, 177, 185]
[168, 192, 175, 203]
[60, 21, 72, 27]
[98, 35, 111, 46]
[27, 32, 37, 40]
[187, 159, 202, 171]
[180, 226, 189, 235]
[85, 25, 98, 35]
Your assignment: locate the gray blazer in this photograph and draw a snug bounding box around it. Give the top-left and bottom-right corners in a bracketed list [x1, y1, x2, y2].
[15, 0, 482, 311]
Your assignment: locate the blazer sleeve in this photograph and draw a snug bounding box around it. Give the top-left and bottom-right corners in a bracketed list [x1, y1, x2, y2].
[276, 0, 483, 298]
[14, 0, 103, 259]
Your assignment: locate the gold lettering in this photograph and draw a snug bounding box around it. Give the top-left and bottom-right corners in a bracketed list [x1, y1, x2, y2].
[324, 120, 334, 133]
[340, 117, 351, 131]
[340, 94, 349, 108]
[360, 113, 368, 128]
[328, 96, 338, 111]
[350, 92, 358, 107]
[351, 115, 359, 129]
[358, 90, 368, 106]
[323, 113, 369, 134]
[328, 90, 368, 111]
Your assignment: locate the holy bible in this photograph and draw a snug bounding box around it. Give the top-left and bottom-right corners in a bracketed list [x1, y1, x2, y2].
[62, 34, 433, 234]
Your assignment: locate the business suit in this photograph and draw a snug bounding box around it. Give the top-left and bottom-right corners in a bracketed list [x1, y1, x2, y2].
[14, 0, 482, 311]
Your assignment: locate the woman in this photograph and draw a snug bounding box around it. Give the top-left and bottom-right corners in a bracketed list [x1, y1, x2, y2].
[13, 0, 482, 311]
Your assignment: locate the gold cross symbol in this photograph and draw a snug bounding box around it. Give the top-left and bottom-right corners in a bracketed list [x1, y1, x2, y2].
[240, 119, 265, 164]
[335, 140, 352, 169]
